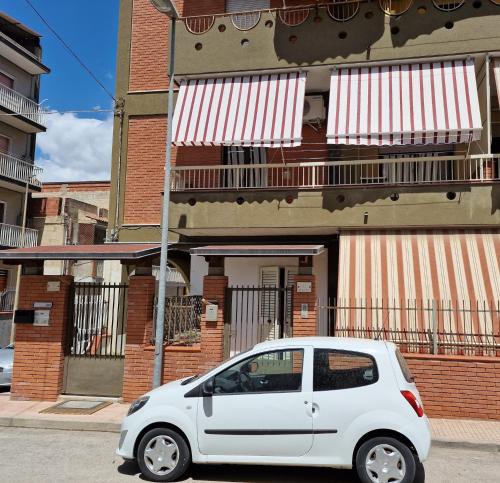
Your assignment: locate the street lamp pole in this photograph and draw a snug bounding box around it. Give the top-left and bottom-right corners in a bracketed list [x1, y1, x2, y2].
[149, 0, 179, 388]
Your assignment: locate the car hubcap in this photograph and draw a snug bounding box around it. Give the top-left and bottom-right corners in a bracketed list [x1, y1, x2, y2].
[144, 435, 179, 476]
[365, 444, 406, 483]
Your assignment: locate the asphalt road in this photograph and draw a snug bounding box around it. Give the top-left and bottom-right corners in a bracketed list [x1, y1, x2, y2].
[0, 427, 498, 483]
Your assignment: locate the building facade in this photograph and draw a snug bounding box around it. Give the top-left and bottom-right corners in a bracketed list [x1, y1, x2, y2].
[110, 0, 500, 354]
[0, 12, 47, 346]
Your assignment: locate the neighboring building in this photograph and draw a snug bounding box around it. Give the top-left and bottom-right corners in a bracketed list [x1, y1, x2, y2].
[110, 0, 500, 351]
[30, 181, 111, 282]
[0, 12, 47, 346]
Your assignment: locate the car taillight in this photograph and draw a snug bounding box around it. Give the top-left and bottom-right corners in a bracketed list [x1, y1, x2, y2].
[401, 390, 424, 417]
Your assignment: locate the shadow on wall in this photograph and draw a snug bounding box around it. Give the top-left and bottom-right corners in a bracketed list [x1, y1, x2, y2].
[273, 2, 500, 64]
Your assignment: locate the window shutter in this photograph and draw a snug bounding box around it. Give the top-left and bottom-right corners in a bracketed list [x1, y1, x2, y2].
[226, 0, 270, 13]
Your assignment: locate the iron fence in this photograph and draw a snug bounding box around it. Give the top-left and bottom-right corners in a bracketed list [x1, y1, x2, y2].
[68, 282, 128, 358]
[318, 298, 500, 356]
[154, 295, 203, 346]
[225, 286, 293, 357]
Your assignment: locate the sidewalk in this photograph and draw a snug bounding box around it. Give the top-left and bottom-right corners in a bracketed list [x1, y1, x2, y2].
[1, 392, 499, 449]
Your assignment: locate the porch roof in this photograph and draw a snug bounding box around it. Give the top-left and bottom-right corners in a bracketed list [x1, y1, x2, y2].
[190, 244, 325, 256]
[0, 243, 162, 261]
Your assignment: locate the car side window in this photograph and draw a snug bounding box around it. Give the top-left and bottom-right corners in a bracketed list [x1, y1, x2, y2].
[313, 349, 378, 391]
[213, 349, 304, 395]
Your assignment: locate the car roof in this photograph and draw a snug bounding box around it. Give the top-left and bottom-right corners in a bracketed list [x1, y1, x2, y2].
[253, 336, 391, 354]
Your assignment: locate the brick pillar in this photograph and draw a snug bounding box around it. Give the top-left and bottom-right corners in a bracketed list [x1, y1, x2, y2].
[11, 275, 73, 401]
[292, 275, 317, 337]
[122, 275, 156, 402]
[200, 275, 228, 369]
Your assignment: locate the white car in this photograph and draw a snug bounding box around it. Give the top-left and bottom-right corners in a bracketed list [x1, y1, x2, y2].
[117, 337, 430, 483]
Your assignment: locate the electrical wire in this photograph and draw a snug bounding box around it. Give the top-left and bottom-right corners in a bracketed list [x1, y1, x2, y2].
[0, 108, 115, 117]
[23, 0, 116, 101]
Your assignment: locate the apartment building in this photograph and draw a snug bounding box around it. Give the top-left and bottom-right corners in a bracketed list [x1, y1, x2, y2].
[0, 12, 47, 314]
[110, 1, 500, 355]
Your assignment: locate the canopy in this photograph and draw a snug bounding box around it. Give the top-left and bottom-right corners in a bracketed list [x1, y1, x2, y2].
[327, 59, 482, 145]
[172, 72, 307, 147]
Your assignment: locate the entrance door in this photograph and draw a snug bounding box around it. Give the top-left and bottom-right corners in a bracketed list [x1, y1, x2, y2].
[63, 282, 127, 397]
[0, 135, 10, 154]
[197, 346, 313, 457]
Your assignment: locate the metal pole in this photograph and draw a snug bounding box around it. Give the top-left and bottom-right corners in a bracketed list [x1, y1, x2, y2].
[153, 17, 176, 389]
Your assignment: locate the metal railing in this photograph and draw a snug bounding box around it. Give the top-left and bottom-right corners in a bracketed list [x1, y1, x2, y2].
[154, 295, 203, 346]
[0, 84, 46, 127]
[69, 283, 128, 358]
[0, 223, 38, 248]
[318, 298, 500, 356]
[171, 154, 500, 192]
[0, 151, 42, 187]
[0, 288, 15, 312]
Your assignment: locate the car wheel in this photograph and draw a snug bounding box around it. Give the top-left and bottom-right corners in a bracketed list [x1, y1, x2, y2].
[355, 436, 417, 483]
[137, 427, 190, 482]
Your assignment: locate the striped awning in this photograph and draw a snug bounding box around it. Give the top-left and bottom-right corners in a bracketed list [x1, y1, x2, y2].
[327, 59, 482, 146]
[337, 230, 500, 336]
[172, 72, 307, 147]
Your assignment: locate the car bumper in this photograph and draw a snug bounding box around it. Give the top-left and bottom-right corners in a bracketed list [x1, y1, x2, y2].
[116, 416, 140, 460]
[0, 368, 12, 386]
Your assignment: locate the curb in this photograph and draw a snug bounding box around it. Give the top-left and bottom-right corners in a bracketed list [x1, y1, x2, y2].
[1, 417, 499, 452]
[0, 417, 120, 433]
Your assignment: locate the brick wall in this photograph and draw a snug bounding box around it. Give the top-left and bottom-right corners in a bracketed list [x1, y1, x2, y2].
[404, 354, 500, 420]
[292, 275, 317, 337]
[11, 275, 73, 401]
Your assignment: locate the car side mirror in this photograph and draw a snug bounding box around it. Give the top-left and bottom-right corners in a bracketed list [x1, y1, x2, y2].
[202, 378, 214, 397]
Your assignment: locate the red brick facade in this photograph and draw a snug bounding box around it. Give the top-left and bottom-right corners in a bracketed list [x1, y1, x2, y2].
[405, 354, 500, 420]
[292, 275, 317, 337]
[11, 276, 73, 401]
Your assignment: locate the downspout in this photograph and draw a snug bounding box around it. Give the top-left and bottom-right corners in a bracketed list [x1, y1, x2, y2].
[112, 99, 125, 241]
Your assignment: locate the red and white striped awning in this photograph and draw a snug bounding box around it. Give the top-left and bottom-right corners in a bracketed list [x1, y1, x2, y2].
[172, 72, 307, 147]
[337, 230, 500, 336]
[327, 59, 482, 146]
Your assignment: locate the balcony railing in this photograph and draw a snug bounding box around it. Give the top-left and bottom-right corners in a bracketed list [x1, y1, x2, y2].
[0, 223, 38, 248]
[0, 84, 46, 127]
[0, 151, 42, 187]
[171, 154, 500, 192]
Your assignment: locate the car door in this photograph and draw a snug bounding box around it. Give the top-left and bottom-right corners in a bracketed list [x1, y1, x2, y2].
[196, 346, 314, 457]
[310, 348, 381, 454]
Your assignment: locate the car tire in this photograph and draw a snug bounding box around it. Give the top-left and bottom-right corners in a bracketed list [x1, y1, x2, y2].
[355, 436, 417, 483]
[137, 427, 191, 482]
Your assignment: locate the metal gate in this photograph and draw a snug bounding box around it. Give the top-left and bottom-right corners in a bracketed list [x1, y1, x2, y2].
[224, 286, 293, 358]
[63, 282, 128, 397]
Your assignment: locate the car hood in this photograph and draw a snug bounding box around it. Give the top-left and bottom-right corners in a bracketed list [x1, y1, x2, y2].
[0, 349, 14, 366]
[145, 377, 192, 398]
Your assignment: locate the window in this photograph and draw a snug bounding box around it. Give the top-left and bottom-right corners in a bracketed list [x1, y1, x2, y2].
[313, 349, 378, 391]
[224, 146, 267, 188]
[213, 349, 304, 394]
[0, 202, 6, 224]
[0, 72, 14, 90]
[395, 349, 414, 383]
[0, 135, 10, 154]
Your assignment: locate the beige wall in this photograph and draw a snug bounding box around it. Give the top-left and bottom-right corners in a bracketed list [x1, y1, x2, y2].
[0, 57, 35, 99]
[0, 121, 31, 159]
[0, 187, 24, 225]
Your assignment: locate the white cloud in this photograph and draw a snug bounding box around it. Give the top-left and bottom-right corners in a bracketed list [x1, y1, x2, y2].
[36, 113, 113, 182]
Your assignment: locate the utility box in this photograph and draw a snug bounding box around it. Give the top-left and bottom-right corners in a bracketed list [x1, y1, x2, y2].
[205, 303, 218, 322]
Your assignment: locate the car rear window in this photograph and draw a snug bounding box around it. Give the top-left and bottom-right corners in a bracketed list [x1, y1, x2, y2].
[395, 349, 414, 383]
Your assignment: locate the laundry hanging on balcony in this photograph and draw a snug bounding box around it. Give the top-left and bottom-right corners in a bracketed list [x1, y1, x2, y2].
[326, 59, 482, 145]
[171, 72, 307, 147]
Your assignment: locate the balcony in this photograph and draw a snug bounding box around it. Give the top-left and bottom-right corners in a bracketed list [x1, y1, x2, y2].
[171, 154, 500, 192]
[0, 151, 42, 189]
[0, 223, 38, 248]
[0, 84, 46, 133]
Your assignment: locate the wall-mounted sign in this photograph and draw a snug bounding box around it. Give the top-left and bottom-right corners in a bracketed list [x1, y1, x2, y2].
[47, 281, 61, 292]
[34, 302, 53, 309]
[301, 303, 309, 319]
[34, 310, 50, 327]
[297, 281, 312, 293]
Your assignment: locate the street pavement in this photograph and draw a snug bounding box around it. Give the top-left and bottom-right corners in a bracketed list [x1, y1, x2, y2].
[1, 427, 499, 482]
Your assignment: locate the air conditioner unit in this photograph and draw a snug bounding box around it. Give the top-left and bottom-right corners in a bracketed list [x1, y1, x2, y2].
[303, 95, 326, 123]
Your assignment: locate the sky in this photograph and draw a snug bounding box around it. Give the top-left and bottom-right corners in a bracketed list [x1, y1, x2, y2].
[0, 0, 119, 181]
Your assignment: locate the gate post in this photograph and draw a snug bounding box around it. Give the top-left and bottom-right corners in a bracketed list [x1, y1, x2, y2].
[200, 275, 228, 368]
[122, 275, 156, 402]
[292, 274, 318, 337]
[11, 274, 74, 401]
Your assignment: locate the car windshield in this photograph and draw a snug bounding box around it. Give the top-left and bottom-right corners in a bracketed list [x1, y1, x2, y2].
[180, 348, 251, 385]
